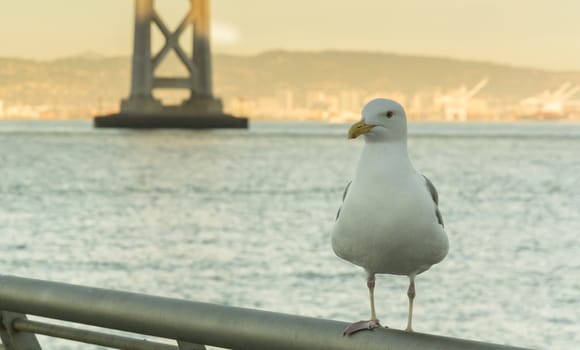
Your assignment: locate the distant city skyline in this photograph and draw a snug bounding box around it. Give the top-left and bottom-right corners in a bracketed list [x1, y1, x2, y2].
[1, 0, 580, 71]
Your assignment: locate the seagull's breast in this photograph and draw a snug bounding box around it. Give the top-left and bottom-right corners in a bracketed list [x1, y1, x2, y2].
[332, 146, 448, 276]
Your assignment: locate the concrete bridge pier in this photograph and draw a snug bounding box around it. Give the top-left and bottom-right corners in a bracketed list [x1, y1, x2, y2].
[95, 0, 247, 129]
[120, 0, 161, 114]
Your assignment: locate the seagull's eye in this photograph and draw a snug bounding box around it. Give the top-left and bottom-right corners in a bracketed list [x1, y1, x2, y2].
[386, 111, 393, 118]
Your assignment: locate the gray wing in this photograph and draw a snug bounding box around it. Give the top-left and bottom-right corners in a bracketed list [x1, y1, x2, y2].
[423, 175, 444, 227]
[335, 181, 352, 221]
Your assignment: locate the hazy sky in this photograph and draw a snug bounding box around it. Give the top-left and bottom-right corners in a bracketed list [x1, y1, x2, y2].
[1, 0, 579, 71]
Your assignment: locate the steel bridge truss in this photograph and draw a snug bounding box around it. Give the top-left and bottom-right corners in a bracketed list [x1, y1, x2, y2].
[121, 0, 221, 114]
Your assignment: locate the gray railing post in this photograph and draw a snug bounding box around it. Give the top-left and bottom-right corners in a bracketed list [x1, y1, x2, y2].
[0, 311, 41, 350]
[0, 275, 534, 350]
[177, 340, 206, 350]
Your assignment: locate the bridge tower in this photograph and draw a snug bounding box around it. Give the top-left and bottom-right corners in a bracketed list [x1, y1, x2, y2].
[94, 0, 247, 129]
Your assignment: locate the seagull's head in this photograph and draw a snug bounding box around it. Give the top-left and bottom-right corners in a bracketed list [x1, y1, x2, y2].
[348, 98, 407, 142]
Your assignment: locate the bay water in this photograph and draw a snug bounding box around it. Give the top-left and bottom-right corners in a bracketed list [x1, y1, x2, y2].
[1, 120, 579, 349]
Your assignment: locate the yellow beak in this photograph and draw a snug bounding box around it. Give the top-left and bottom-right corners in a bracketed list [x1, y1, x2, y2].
[348, 120, 376, 139]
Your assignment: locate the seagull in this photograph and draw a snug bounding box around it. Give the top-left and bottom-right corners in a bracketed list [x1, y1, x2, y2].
[332, 98, 449, 335]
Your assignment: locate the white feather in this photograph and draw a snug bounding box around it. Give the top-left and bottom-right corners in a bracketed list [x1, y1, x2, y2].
[332, 98, 448, 276]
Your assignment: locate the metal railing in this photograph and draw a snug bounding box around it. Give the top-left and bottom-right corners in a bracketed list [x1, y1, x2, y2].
[0, 275, 532, 350]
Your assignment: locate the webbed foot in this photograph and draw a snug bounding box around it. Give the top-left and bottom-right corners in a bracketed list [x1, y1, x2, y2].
[343, 319, 383, 335]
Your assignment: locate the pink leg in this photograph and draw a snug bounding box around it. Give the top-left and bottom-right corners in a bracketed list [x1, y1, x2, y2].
[405, 276, 416, 332]
[343, 274, 383, 335]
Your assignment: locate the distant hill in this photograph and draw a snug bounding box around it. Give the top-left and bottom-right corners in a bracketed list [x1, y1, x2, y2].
[213, 51, 580, 102]
[1, 50, 579, 108]
[0, 56, 130, 106]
